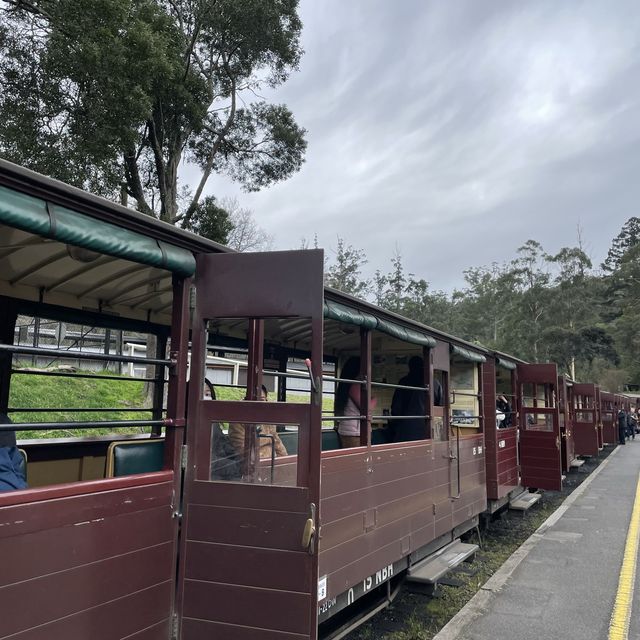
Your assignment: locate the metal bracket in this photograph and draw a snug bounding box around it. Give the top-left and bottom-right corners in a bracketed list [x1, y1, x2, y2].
[181, 444, 188, 470]
[171, 613, 179, 640]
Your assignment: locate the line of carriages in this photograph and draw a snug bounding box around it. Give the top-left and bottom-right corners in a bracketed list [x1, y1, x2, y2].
[0, 158, 636, 640]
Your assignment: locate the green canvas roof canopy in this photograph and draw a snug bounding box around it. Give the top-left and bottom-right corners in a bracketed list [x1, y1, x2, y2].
[0, 163, 232, 327]
[323, 299, 436, 347]
[450, 344, 487, 363]
[496, 356, 517, 370]
[0, 186, 196, 277]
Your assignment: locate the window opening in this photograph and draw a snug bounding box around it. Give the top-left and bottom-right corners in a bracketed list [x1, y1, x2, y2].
[521, 382, 556, 432]
[450, 360, 481, 434]
[495, 367, 516, 429]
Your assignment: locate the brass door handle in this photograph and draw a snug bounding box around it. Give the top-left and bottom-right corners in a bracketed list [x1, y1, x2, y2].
[302, 518, 315, 550]
[301, 503, 317, 553]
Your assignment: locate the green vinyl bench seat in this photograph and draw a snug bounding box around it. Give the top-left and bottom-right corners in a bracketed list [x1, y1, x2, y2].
[277, 429, 343, 455]
[106, 439, 165, 478]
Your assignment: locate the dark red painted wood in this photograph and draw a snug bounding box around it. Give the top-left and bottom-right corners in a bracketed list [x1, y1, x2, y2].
[572, 383, 599, 456]
[0, 480, 175, 640]
[181, 619, 308, 640]
[185, 541, 312, 592]
[601, 391, 617, 444]
[0, 505, 172, 588]
[0, 583, 172, 640]
[595, 386, 603, 448]
[183, 581, 312, 635]
[0, 469, 172, 508]
[557, 376, 576, 473]
[517, 364, 562, 491]
[484, 359, 520, 501]
[318, 435, 486, 603]
[177, 250, 324, 640]
[483, 359, 499, 499]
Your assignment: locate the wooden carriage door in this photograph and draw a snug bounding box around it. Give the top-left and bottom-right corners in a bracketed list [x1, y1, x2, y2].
[557, 376, 575, 473]
[176, 250, 324, 640]
[517, 364, 562, 491]
[572, 383, 599, 457]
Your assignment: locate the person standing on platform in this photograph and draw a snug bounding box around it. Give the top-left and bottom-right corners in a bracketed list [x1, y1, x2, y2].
[627, 410, 636, 440]
[618, 409, 627, 445]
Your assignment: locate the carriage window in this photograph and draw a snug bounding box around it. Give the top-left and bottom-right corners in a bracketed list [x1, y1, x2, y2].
[522, 382, 556, 409]
[574, 394, 594, 410]
[432, 369, 447, 441]
[370, 334, 430, 445]
[202, 316, 320, 484]
[209, 420, 298, 487]
[7, 315, 169, 488]
[523, 410, 554, 432]
[495, 367, 516, 429]
[575, 411, 594, 423]
[450, 361, 480, 432]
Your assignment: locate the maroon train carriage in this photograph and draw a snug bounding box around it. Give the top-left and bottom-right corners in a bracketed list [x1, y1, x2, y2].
[0, 160, 622, 639]
[0, 160, 225, 640]
[185, 273, 491, 639]
[0, 160, 490, 640]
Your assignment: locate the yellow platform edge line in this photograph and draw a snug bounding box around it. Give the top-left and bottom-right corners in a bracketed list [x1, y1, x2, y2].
[608, 472, 640, 640]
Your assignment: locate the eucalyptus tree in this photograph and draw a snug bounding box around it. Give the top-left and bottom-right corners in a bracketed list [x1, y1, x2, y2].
[602, 217, 640, 273]
[324, 238, 370, 298]
[0, 0, 307, 230]
[607, 243, 640, 381]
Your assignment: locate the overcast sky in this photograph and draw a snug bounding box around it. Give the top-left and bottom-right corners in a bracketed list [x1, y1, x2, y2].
[202, 0, 640, 291]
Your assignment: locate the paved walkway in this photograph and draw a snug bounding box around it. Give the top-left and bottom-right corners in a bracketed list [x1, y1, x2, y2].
[435, 440, 640, 640]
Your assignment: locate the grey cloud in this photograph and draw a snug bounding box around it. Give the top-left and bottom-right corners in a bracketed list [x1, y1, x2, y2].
[196, 0, 640, 291]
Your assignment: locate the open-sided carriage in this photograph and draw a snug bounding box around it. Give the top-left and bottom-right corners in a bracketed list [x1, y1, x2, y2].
[0, 160, 491, 640]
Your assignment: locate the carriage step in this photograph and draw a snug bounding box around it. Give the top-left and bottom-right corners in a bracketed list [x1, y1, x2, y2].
[509, 491, 542, 511]
[570, 459, 585, 468]
[406, 540, 478, 585]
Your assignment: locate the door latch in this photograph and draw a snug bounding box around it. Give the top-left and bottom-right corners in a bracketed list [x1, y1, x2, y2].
[301, 503, 316, 554]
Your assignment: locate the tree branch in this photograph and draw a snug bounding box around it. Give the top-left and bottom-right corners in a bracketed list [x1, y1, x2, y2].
[123, 149, 153, 216]
[184, 54, 237, 223]
[147, 114, 166, 211]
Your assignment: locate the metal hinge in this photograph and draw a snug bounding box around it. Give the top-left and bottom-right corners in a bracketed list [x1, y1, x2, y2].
[181, 445, 188, 470]
[171, 613, 179, 640]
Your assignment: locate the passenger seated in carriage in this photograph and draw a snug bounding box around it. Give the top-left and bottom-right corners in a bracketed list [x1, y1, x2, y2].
[335, 358, 378, 448]
[389, 356, 432, 442]
[229, 385, 288, 460]
[496, 394, 512, 428]
[0, 413, 27, 492]
[204, 381, 243, 481]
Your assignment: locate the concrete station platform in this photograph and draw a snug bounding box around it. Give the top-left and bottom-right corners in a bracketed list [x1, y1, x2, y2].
[435, 440, 640, 640]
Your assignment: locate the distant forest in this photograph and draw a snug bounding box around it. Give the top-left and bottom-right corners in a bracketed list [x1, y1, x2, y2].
[322, 218, 640, 391]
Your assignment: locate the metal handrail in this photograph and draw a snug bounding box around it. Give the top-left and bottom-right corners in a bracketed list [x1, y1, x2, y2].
[0, 343, 174, 366]
[371, 414, 430, 420]
[11, 369, 162, 383]
[370, 381, 428, 392]
[0, 419, 166, 432]
[7, 407, 160, 413]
